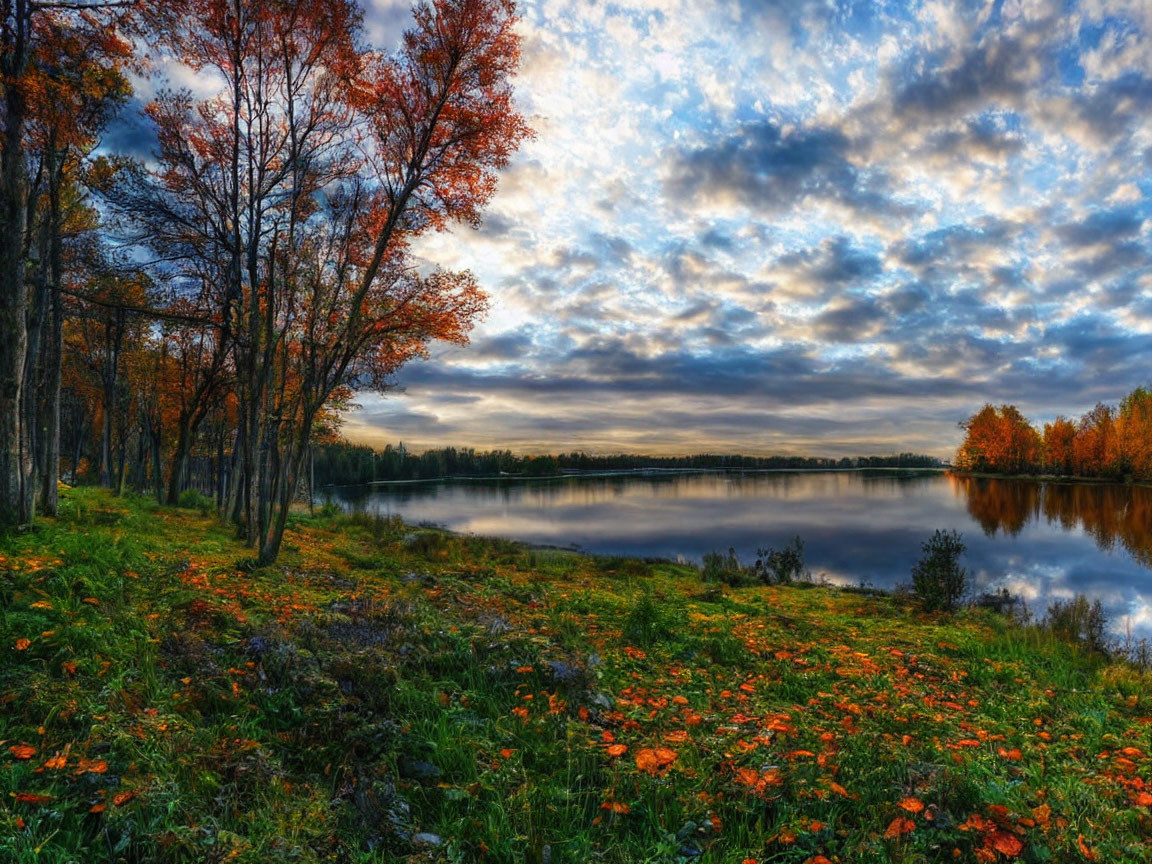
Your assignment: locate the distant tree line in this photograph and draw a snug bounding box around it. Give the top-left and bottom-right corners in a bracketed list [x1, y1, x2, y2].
[955, 388, 1152, 479]
[313, 441, 943, 485]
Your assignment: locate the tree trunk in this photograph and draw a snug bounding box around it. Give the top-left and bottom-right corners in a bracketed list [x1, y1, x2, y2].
[258, 439, 307, 566]
[37, 149, 63, 516]
[0, 15, 31, 528]
[166, 417, 192, 505]
[21, 196, 50, 521]
[149, 419, 163, 504]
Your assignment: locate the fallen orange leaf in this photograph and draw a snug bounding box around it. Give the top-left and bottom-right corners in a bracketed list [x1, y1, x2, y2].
[1077, 835, 1097, 861]
[14, 792, 53, 805]
[635, 747, 677, 774]
[884, 816, 915, 839]
[986, 831, 1023, 857]
[898, 797, 925, 813]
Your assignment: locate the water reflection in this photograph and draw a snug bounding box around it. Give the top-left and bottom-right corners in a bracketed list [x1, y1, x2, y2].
[328, 471, 1152, 637]
[954, 475, 1152, 568]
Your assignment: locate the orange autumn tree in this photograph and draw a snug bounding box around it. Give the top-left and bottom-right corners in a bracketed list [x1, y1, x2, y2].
[1041, 417, 1076, 476]
[958, 392, 1152, 481]
[1116, 388, 1152, 479]
[1072, 403, 1117, 478]
[955, 404, 1040, 475]
[248, 0, 529, 564]
[109, 0, 529, 563]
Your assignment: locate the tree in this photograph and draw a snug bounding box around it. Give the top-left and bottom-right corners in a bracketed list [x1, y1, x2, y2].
[1073, 403, 1116, 478]
[1042, 416, 1076, 476]
[1116, 388, 1152, 480]
[911, 529, 967, 612]
[0, 0, 157, 526]
[955, 404, 1040, 474]
[107, 0, 528, 563]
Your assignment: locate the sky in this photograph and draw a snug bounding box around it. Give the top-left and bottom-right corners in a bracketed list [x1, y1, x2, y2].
[140, 0, 1152, 458]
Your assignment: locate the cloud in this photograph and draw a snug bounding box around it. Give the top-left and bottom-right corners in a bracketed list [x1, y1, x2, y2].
[329, 0, 1152, 459]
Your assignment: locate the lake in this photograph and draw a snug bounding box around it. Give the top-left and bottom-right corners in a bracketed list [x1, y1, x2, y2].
[325, 470, 1152, 638]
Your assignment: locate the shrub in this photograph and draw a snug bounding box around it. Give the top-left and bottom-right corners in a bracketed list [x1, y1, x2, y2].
[177, 488, 215, 515]
[623, 590, 674, 646]
[974, 588, 1030, 624]
[700, 547, 747, 586]
[911, 529, 967, 611]
[753, 536, 806, 585]
[317, 501, 343, 519]
[1044, 594, 1108, 653]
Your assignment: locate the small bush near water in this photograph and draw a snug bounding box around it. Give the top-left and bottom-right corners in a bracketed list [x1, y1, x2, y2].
[753, 535, 806, 585]
[910, 528, 968, 611]
[1044, 594, 1108, 653]
[700, 547, 745, 585]
[700, 537, 809, 586]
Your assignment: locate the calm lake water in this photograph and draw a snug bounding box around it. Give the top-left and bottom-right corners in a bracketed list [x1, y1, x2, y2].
[326, 471, 1152, 637]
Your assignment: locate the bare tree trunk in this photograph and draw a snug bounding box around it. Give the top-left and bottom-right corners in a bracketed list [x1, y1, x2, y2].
[166, 417, 193, 505]
[98, 311, 124, 487]
[0, 3, 31, 527]
[37, 147, 63, 516]
[21, 195, 50, 520]
[134, 412, 147, 494]
[149, 418, 163, 503]
[215, 429, 226, 509]
[71, 412, 86, 485]
[258, 435, 307, 566]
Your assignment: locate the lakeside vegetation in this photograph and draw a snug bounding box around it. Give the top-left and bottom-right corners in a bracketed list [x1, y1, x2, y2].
[3, 488, 1151, 863]
[955, 389, 1152, 480]
[313, 441, 943, 486]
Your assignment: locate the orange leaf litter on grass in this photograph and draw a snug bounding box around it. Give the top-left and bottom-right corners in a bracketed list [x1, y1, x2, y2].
[635, 747, 677, 774]
[606, 743, 627, 757]
[986, 831, 1024, 857]
[14, 638, 30, 651]
[14, 792, 53, 805]
[884, 817, 915, 839]
[1077, 835, 1098, 861]
[898, 797, 925, 813]
[9, 744, 36, 760]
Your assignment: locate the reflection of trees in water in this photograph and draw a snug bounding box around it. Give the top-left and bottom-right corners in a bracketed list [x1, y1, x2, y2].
[951, 475, 1152, 567]
[951, 476, 1041, 536]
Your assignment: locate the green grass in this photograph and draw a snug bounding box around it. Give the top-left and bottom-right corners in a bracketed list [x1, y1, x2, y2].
[1, 488, 1150, 862]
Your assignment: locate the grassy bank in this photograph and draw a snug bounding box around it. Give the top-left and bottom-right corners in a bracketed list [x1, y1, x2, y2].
[2, 489, 1150, 863]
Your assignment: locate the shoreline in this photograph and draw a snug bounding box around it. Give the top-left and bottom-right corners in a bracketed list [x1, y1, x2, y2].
[948, 469, 1152, 488]
[321, 465, 948, 489]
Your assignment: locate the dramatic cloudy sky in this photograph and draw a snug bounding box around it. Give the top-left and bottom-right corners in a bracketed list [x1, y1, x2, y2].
[345, 0, 1152, 456]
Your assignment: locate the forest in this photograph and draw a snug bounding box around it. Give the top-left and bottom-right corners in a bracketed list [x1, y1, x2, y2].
[0, 0, 529, 564]
[312, 440, 944, 484]
[955, 389, 1152, 480]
